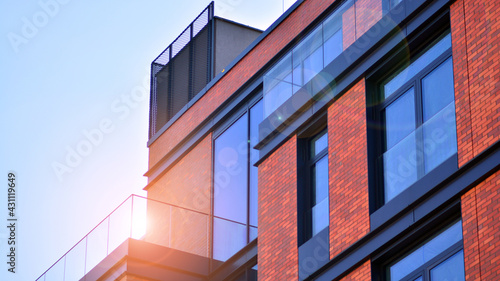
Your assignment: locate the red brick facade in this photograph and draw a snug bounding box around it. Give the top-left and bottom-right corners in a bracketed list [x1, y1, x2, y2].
[342, 0, 383, 50]
[451, 0, 500, 167]
[258, 136, 298, 281]
[461, 171, 500, 281]
[463, 0, 500, 157]
[355, 0, 382, 36]
[343, 6, 356, 50]
[451, 0, 473, 167]
[147, 134, 212, 213]
[328, 79, 370, 258]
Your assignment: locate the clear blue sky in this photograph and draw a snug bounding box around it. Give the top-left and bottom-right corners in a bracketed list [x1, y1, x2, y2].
[0, 0, 294, 280]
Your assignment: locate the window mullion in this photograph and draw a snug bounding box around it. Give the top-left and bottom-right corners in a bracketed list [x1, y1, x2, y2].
[424, 266, 430, 281]
[415, 79, 425, 179]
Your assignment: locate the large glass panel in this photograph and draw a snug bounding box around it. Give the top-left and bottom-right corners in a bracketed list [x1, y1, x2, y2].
[313, 132, 328, 156]
[390, 221, 462, 281]
[383, 129, 418, 202]
[313, 157, 329, 204]
[384, 101, 458, 202]
[86, 219, 109, 273]
[323, 7, 343, 66]
[131, 196, 147, 240]
[213, 218, 247, 262]
[293, 26, 323, 86]
[430, 250, 465, 281]
[390, 247, 425, 281]
[311, 198, 329, 236]
[264, 54, 293, 117]
[293, 64, 303, 89]
[324, 29, 343, 66]
[64, 239, 87, 281]
[421, 220, 462, 261]
[249, 100, 263, 227]
[44, 256, 65, 281]
[214, 114, 249, 224]
[422, 102, 457, 173]
[422, 58, 454, 122]
[264, 77, 293, 116]
[262, 0, 355, 118]
[384, 33, 452, 98]
[385, 88, 416, 149]
[302, 46, 324, 85]
[108, 197, 132, 253]
[311, 149, 328, 236]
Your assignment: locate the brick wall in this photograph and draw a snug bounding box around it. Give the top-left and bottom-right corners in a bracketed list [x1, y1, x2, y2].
[148, 0, 339, 168]
[147, 134, 212, 213]
[461, 170, 500, 281]
[342, 0, 383, 50]
[451, 0, 500, 167]
[340, 260, 371, 281]
[328, 79, 370, 258]
[343, 5, 356, 50]
[355, 0, 382, 36]
[451, 0, 473, 167]
[146, 133, 212, 258]
[258, 136, 298, 280]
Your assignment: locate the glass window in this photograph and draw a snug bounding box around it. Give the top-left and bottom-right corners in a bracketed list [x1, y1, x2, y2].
[389, 220, 464, 281]
[430, 250, 465, 281]
[213, 99, 263, 262]
[378, 32, 457, 203]
[384, 34, 452, 98]
[213, 218, 247, 262]
[312, 156, 329, 236]
[249, 100, 263, 228]
[214, 114, 248, 224]
[313, 132, 328, 156]
[301, 130, 329, 243]
[385, 88, 416, 150]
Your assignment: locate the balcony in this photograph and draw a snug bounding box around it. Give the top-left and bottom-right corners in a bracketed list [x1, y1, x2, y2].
[36, 195, 212, 281]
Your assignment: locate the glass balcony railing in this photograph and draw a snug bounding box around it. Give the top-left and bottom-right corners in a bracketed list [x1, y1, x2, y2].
[36, 195, 210, 281]
[382, 102, 457, 202]
[263, 0, 400, 118]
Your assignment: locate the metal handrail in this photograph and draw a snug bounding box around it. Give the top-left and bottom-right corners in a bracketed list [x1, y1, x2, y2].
[36, 194, 210, 281]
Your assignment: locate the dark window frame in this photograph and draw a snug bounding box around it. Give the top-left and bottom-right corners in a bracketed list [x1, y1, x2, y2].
[384, 220, 464, 281]
[297, 113, 329, 246]
[371, 200, 463, 281]
[366, 19, 458, 213]
[393, 242, 463, 281]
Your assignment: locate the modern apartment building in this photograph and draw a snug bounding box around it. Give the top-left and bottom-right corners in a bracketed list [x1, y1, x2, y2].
[38, 0, 499, 280]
